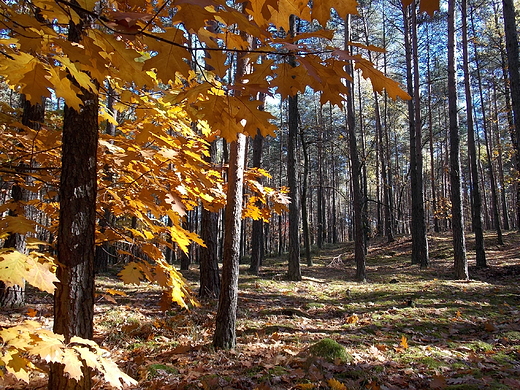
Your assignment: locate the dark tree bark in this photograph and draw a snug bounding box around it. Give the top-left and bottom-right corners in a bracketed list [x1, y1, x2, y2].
[345, 15, 366, 282]
[213, 134, 247, 349]
[95, 81, 117, 273]
[48, 13, 99, 389]
[425, 22, 440, 234]
[502, 0, 520, 229]
[250, 94, 266, 275]
[286, 14, 301, 281]
[300, 130, 312, 266]
[404, 1, 429, 268]
[200, 141, 221, 298]
[461, 0, 486, 267]
[448, 0, 469, 280]
[287, 91, 301, 281]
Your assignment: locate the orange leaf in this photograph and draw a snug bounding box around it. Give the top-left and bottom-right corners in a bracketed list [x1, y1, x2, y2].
[400, 335, 409, 349]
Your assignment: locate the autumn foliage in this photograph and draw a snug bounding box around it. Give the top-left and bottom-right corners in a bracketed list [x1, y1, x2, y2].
[0, 0, 427, 387]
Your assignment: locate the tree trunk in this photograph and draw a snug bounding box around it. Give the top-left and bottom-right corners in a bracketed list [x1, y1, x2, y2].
[405, 1, 429, 268]
[48, 13, 99, 389]
[300, 130, 312, 266]
[286, 14, 301, 281]
[250, 93, 266, 275]
[502, 0, 520, 229]
[461, 0, 486, 267]
[448, 0, 469, 280]
[199, 141, 221, 298]
[213, 134, 247, 349]
[345, 15, 366, 282]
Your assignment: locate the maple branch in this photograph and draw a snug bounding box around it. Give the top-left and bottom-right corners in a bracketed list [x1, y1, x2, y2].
[54, 0, 334, 58]
[0, 50, 14, 60]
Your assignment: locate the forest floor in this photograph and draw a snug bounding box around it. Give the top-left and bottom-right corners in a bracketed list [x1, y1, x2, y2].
[2, 231, 520, 390]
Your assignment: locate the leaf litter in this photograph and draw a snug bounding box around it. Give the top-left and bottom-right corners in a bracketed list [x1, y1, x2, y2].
[1, 232, 520, 389]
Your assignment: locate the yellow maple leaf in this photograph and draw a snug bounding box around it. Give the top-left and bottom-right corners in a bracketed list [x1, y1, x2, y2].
[24, 255, 58, 294]
[29, 331, 64, 362]
[99, 355, 138, 389]
[61, 349, 83, 381]
[328, 378, 347, 390]
[47, 66, 83, 111]
[75, 346, 101, 371]
[0, 249, 28, 287]
[400, 335, 409, 349]
[0, 215, 37, 235]
[312, 0, 358, 26]
[4, 351, 32, 383]
[118, 261, 145, 285]
[105, 288, 127, 296]
[19, 60, 52, 103]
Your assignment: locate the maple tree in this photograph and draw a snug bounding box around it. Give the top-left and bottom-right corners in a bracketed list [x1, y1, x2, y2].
[0, 0, 419, 386]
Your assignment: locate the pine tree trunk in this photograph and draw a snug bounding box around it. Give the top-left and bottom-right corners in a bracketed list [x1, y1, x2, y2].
[213, 134, 247, 349]
[200, 141, 221, 298]
[405, 1, 429, 268]
[448, 0, 469, 280]
[345, 15, 366, 282]
[300, 131, 312, 266]
[250, 97, 265, 275]
[502, 0, 520, 229]
[48, 14, 99, 390]
[286, 14, 301, 281]
[462, 0, 486, 267]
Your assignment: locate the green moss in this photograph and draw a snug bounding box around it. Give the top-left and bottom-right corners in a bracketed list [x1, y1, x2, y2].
[308, 338, 352, 363]
[147, 363, 179, 378]
[466, 340, 493, 352]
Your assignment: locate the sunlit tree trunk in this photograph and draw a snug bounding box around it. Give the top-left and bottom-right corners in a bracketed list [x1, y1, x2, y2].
[213, 17, 249, 346]
[448, 0, 469, 280]
[213, 134, 247, 349]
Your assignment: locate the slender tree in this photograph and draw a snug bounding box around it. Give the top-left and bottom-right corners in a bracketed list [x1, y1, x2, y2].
[461, 0, 486, 267]
[345, 14, 366, 282]
[502, 0, 520, 229]
[286, 14, 302, 281]
[447, 0, 469, 280]
[250, 127, 265, 275]
[199, 141, 221, 298]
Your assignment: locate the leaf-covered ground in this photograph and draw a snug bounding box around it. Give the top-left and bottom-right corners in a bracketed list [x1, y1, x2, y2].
[2, 232, 520, 389]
